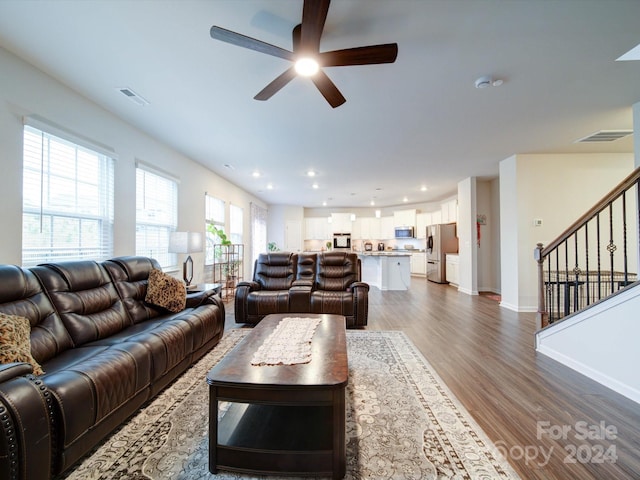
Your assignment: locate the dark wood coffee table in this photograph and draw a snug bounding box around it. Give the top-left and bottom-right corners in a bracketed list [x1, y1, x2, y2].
[207, 313, 348, 479]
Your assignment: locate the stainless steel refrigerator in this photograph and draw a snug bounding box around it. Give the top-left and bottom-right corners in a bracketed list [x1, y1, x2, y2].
[426, 223, 458, 283]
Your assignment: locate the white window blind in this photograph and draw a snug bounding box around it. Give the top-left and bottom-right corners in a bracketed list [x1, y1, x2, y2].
[22, 125, 114, 267]
[205, 194, 225, 265]
[136, 165, 178, 268]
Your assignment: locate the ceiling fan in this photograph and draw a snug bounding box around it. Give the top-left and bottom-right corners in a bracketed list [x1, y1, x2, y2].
[210, 0, 398, 108]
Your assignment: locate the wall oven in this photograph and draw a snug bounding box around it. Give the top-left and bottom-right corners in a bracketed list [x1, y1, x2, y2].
[333, 233, 351, 250]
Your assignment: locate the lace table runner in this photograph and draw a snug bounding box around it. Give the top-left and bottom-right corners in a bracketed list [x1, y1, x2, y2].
[251, 317, 322, 366]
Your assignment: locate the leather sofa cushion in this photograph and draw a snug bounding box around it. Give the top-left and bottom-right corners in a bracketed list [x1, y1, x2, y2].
[315, 252, 359, 291]
[247, 290, 291, 316]
[32, 262, 131, 346]
[0, 265, 73, 363]
[42, 342, 151, 448]
[90, 318, 194, 380]
[254, 252, 297, 290]
[104, 256, 171, 324]
[310, 291, 355, 316]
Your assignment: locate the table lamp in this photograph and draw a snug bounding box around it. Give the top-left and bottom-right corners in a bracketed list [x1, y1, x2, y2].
[168, 231, 203, 286]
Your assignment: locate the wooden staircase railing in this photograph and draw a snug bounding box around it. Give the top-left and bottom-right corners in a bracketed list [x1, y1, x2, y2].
[535, 166, 640, 329]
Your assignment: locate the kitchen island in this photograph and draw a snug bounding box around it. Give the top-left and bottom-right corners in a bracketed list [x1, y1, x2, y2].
[358, 252, 411, 290]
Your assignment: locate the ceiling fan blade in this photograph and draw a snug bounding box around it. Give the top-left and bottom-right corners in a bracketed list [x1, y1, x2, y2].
[210, 26, 294, 61]
[300, 0, 330, 52]
[319, 43, 398, 66]
[254, 67, 297, 101]
[311, 69, 346, 108]
[292, 24, 302, 52]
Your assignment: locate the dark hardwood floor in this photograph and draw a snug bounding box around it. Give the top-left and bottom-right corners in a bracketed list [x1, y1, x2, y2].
[223, 279, 640, 479]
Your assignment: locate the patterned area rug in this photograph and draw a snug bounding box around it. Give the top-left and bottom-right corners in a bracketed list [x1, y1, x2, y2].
[63, 329, 520, 479]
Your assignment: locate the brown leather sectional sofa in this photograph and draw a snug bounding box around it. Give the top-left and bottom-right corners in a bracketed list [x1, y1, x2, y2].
[0, 256, 225, 480]
[234, 251, 369, 327]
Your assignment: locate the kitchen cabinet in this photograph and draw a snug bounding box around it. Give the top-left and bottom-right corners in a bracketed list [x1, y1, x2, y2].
[431, 210, 442, 225]
[445, 254, 459, 286]
[330, 213, 353, 233]
[410, 252, 426, 276]
[304, 217, 329, 240]
[380, 216, 395, 240]
[393, 209, 416, 228]
[358, 253, 411, 290]
[441, 199, 458, 224]
[357, 217, 381, 240]
[416, 213, 428, 238]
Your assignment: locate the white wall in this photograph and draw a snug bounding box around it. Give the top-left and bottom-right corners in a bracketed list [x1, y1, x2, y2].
[500, 153, 635, 312]
[267, 205, 304, 253]
[536, 285, 640, 404]
[457, 177, 478, 295]
[0, 47, 265, 283]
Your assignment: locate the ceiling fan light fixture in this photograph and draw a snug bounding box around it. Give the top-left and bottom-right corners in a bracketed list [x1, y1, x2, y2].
[295, 57, 319, 76]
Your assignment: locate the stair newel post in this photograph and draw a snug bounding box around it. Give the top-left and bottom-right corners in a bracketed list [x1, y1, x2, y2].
[535, 243, 548, 329]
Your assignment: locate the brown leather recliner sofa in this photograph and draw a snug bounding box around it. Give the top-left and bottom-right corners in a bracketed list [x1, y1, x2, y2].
[234, 251, 369, 327]
[0, 256, 225, 480]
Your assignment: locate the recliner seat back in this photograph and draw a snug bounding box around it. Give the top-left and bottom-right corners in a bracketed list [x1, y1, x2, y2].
[254, 252, 298, 290]
[32, 261, 130, 346]
[315, 252, 359, 291]
[0, 265, 72, 364]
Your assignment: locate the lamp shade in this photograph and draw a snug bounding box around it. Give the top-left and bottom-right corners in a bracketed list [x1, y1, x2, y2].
[168, 231, 203, 254]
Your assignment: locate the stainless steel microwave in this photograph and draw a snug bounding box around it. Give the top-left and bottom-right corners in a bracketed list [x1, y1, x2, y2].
[394, 226, 414, 238]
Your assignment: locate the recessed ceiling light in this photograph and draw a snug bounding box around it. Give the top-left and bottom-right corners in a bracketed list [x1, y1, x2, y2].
[403, 197, 408, 203]
[252, 171, 261, 178]
[307, 170, 316, 177]
[295, 57, 319, 76]
[420, 186, 428, 192]
[370, 200, 375, 206]
[312, 183, 319, 189]
[267, 183, 273, 190]
[322, 201, 327, 206]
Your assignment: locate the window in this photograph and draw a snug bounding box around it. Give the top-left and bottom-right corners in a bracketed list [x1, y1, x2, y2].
[205, 194, 225, 265]
[229, 204, 243, 245]
[22, 125, 114, 267]
[136, 165, 178, 268]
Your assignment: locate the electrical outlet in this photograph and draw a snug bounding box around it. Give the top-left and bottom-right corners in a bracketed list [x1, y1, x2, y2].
[533, 218, 543, 227]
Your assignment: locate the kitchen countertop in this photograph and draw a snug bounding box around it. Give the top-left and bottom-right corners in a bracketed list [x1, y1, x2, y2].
[358, 251, 412, 256]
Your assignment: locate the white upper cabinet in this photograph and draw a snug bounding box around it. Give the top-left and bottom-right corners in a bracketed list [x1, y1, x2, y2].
[380, 216, 395, 239]
[393, 209, 417, 228]
[416, 213, 428, 238]
[441, 199, 458, 224]
[330, 213, 353, 233]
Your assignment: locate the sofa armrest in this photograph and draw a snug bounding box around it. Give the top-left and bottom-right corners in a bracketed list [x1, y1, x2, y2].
[292, 279, 313, 288]
[234, 281, 261, 324]
[0, 362, 33, 384]
[0, 374, 53, 480]
[289, 284, 312, 312]
[350, 282, 369, 327]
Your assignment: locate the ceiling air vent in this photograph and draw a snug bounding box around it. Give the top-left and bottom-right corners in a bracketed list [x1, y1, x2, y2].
[574, 130, 633, 143]
[117, 87, 150, 106]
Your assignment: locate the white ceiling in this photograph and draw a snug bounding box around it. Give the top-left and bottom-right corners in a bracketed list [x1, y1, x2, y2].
[1, 0, 639, 208]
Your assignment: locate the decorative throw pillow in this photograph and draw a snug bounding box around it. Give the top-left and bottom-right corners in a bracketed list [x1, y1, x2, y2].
[0, 313, 45, 375]
[145, 268, 187, 313]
